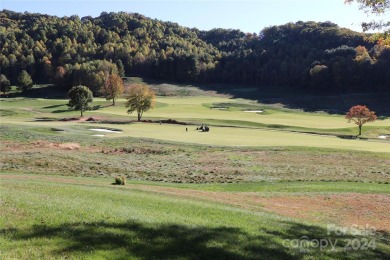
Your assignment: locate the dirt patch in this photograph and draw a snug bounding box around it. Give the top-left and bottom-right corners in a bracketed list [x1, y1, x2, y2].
[260, 194, 390, 232]
[57, 143, 80, 150]
[59, 117, 80, 121]
[158, 119, 189, 125]
[57, 116, 105, 122]
[125, 185, 390, 232]
[31, 141, 80, 150]
[0, 140, 89, 152]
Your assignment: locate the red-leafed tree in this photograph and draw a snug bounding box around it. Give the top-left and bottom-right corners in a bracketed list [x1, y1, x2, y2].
[346, 105, 377, 136]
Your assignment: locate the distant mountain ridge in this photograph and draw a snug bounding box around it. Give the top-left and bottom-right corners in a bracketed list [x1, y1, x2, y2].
[0, 10, 389, 92]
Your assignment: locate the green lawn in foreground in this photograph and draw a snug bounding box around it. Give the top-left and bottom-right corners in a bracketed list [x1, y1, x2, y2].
[1, 174, 388, 259]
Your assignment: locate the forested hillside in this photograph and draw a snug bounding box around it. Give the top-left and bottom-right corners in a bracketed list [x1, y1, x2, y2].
[1, 10, 389, 93]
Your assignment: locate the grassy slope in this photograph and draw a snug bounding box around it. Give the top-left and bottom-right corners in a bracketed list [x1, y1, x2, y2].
[1, 124, 389, 183]
[1, 84, 389, 259]
[1, 173, 389, 259]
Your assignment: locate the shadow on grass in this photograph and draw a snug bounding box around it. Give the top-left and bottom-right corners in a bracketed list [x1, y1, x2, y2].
[141, 78, 390, 116]
[3, 84, 68, 99]
[52, 105, 100, 113]
[336, 135, 358, 140]
[8, 220, 389, 259]
[42, 104, 66, 109]
[263, 222, 389, 259]
[52, 109, 72, 113]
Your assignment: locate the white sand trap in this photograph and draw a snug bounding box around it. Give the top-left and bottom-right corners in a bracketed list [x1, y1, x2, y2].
[244, 110, 263, 113]
[92, 134, 105, 137]
[90, 128, 122, 133]
[211, 107, 228, 110]
[378, 135, 388, 139]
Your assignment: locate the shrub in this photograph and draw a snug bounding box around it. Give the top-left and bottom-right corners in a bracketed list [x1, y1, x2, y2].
[114, 176, 126, 185]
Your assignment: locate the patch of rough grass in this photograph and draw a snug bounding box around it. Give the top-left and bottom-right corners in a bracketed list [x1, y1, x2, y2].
[1, 126, 389, 183]
[0, 109, 18, 116]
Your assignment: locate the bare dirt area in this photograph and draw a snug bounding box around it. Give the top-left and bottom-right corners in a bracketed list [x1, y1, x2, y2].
[260, 194, 390, 232]
[0, 140, 94, 152]
[57, 116, 105, 122]
[35, 141, 81, 150]
[133, 185, 390, 232]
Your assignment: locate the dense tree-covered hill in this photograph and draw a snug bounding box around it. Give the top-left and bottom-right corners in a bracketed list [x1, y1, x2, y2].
[0, 10, 389, 93]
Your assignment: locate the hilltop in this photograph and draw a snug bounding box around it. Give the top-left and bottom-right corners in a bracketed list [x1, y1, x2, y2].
[0, 10, 389, 93]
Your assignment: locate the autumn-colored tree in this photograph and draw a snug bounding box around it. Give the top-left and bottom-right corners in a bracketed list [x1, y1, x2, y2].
[345, 0, 389, 15]
[101, 74, 124, 106]
[345, 0, 390, 45]
[0, 74, 11, 94]
[67, 85, 93, 117]
[125, 84, 155, 121]
[54, 66, 67, 88]
[345, 105, 377, 136]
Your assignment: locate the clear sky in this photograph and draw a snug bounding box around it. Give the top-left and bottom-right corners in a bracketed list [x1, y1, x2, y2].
[0, 0, 385, 33]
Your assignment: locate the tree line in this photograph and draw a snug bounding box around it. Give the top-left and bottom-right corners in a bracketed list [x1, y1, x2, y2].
[0, 10, 389, 93]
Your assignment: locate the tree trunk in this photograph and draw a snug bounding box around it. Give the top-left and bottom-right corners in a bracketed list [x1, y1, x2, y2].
[112, 99, 115, 106]
[358, 125, 362, 136]
[81, 109, 83, 117]
[137, 113, 141, 122]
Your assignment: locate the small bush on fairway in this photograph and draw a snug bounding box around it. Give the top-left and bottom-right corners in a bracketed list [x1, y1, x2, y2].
[114, 176, 126, 185]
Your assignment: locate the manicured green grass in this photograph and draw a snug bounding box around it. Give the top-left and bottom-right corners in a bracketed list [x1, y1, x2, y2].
[1, 174, 389, 259]
[1, 114, 389, 153]
[2, 94, 389, 142]
[100, 96, 390, 129]
[84, 122, 390, 152]
[2, 96, 390, 129]
[23, 121, 390, 153]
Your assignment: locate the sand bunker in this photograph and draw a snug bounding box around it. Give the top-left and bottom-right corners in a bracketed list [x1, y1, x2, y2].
[378, 135, 388, 139]
[92, 134, 105, 137]
[244, 110, 263, 113]
[90, 128, 122, 133]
